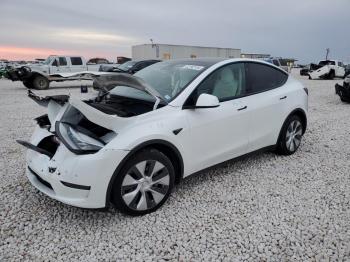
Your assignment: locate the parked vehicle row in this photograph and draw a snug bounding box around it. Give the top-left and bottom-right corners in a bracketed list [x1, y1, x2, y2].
[99, 60, 161, 74]
[263, 57, 290, 73]
[18, 58, 308, 216]
[5, 55, 160, 90]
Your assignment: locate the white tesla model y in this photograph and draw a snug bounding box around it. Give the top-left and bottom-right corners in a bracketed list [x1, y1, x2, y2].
[19, 58, 308, 215]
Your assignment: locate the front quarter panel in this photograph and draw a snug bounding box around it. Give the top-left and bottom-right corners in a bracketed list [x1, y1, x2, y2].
[104, 106, 188, 154]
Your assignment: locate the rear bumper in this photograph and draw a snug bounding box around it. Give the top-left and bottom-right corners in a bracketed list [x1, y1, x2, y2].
[25, 126, 129, 209]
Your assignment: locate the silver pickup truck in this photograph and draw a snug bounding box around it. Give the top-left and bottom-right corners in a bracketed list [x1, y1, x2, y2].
[6, 55, 113, 89]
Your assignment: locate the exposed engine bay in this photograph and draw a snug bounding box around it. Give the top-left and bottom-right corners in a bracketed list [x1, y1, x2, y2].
[19, 73, 167, 156]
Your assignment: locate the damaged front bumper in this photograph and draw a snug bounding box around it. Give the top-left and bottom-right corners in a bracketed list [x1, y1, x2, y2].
[24, 125, 128, 208]
[19, 91, 138, 208]
[5, 66, 32, 81]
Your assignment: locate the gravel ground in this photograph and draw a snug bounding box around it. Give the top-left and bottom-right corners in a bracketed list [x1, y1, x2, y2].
[0, 71, 349, 261]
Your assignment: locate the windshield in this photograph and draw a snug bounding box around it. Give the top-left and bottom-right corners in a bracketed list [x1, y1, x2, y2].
[118, 61, 137, 71]
[43, 56, 55, 65]
[319, 60, 335, 66]
[109, 60, 211, 102]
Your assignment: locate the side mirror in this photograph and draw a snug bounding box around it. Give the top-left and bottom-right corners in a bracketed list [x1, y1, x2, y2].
[195, 94, 220, 108]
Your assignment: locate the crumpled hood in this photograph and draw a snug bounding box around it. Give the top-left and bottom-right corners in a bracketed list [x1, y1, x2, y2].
[27, 71, 166, 133]
[68, 97, 132, 132]
[28, 90, 133, 132]
[93, 73, 167, 104]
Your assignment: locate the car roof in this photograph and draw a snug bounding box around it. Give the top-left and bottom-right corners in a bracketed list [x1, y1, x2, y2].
[133, 59, 161, 63]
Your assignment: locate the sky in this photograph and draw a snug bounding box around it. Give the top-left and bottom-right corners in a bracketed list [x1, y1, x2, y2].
[0, 0, 349, 63]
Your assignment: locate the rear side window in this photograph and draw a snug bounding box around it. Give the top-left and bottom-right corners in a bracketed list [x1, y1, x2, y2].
[246, 63, 288, 94]
[273, 60, 280, 66]
[71, 57, 83, 65]
[59, 57, 67, 66]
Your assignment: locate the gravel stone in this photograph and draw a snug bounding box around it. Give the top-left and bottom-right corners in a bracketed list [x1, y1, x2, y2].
[0, 71, 349, 261]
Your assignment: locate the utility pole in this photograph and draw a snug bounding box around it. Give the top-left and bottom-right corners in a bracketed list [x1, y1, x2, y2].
[150, 39, 159, 58]
[326, 48, 330, 60]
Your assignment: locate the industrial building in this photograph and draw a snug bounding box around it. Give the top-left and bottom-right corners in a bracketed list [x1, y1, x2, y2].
[132, 44, 241, 60]
[241, 53, 271, 59]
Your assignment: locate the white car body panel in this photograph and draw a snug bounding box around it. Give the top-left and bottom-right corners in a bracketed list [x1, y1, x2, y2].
[182, 98, 250, 175]
[22, 58, 308, 209]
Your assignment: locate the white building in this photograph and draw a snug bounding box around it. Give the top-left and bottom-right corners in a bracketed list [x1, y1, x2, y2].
[132, 44, 241, 60]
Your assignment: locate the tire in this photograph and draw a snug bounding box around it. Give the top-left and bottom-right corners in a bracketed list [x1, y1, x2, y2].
[32, 75, 49, 90]
[328, 71, 335, 80]
[276, 115, 304, 155]
[23, 80, 34, 89]
[112, 149, 175, 216]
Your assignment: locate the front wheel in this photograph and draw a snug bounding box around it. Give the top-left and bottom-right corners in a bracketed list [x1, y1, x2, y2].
[112, 149, 175, 216]
[33, 75, 49, 90]
[276, 115, 304, 155]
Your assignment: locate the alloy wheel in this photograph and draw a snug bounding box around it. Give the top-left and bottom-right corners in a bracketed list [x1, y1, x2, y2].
[121, 160, 170, 211]
[286, 120, 302, 152]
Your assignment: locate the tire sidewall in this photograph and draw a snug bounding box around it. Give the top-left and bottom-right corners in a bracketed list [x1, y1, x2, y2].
[112, 149, 175, 216]
[33, 75, 49, 90]
[277, 115, 303, 155]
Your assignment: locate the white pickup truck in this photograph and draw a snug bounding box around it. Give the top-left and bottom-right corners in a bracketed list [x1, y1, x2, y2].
[6, 55, 112, 89]
[308, 60, 346, 80]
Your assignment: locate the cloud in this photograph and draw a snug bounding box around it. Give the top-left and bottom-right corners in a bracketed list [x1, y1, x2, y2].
[0, 0, 349, 62]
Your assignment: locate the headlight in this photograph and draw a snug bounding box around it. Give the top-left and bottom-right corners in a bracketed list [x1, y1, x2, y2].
[56, 122, 105, 154]
[66, 124, 104, 151]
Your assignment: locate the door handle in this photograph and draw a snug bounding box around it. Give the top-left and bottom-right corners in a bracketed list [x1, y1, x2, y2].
[237, 106, 247, 111]
[280, 96, 287, 100]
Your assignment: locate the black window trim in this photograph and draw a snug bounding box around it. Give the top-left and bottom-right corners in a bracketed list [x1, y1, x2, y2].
[70, 57, 83, 66]
[244, 61, 288, 96]
[182, 61, 289, 108]
[59, 57, 67, 66]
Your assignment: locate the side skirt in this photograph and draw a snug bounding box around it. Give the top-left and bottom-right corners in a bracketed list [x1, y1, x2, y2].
[182, 145, 277, 181]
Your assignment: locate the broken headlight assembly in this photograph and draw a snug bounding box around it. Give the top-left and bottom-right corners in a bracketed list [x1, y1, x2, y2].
[55, 122, 106, 154]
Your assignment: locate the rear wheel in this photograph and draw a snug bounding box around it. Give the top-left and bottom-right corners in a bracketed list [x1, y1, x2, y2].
[276, 115, 304, 155]
[33, 75, 49, 90]
[112, 149, 175, 216]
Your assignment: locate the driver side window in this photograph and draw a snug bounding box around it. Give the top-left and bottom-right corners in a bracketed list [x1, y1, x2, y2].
[51, 59, 58, 66]
[192, 63, 246, 103]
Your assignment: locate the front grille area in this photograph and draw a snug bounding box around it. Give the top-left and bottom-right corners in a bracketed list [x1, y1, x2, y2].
[37, 136, 59, 157]
[28, 166, 53, 190]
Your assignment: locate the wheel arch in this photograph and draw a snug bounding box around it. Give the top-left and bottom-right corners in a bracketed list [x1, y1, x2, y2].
[105, 139, 184, 207]
[27, 72, 49, 84]
[277, 108, 307, 144]
[30, 71, 48, 79]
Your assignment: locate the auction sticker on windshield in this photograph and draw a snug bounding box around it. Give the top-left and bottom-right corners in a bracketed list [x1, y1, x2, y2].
[182, 65, 204, 71]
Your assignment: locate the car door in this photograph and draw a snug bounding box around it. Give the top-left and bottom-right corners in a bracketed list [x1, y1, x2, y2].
[182, 62, 250, 173]
[244, 62, 289, 152]
[70, 57, 86, 72]
[49, 58, 60, 74]
[57, 57, 70, 73]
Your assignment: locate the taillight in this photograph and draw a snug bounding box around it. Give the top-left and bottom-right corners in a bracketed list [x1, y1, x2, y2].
[303, 87, 308, 95]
